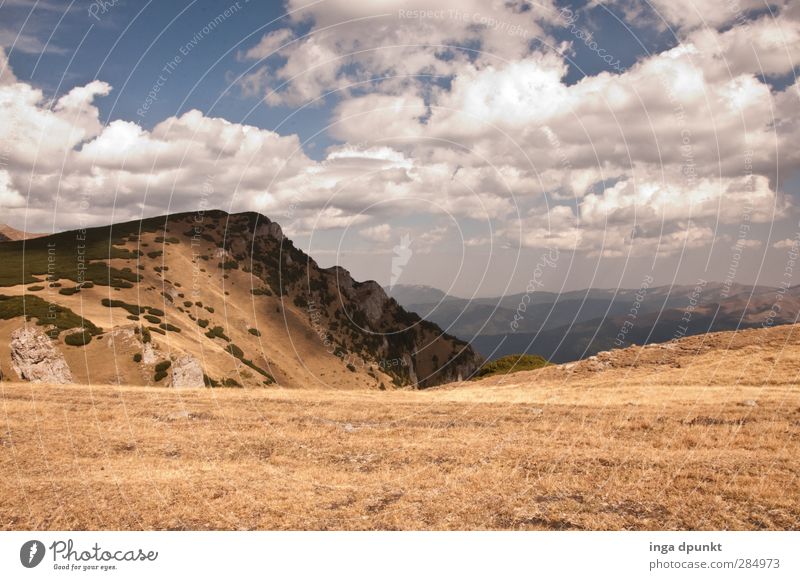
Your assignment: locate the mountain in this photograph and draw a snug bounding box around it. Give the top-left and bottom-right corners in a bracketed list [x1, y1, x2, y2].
[0, 211, 481, 389]
[395, 282, 793, 362]
[384, 284, 457, 307]
[0, 224, 44, 242]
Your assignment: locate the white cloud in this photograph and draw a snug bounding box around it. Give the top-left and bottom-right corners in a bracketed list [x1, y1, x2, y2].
[0, 47, 17, 85]
[359, 223, 391, 242]
[773, 237, 799, 249]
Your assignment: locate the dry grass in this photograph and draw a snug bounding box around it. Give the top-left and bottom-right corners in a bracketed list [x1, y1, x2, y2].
[1, 374, 798, 530]
[3, 324, 800, 530]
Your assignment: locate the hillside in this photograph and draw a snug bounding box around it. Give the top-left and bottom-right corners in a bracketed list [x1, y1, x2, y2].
[0, 224, 43, 242]
[0, 211, 481, 389]
[1, 322, 797, 530]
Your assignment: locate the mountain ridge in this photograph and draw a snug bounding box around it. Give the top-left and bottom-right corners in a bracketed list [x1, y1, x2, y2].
[0, 210, 481, 389]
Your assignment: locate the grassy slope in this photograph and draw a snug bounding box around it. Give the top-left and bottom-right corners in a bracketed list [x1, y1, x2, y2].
[1, 323, 798, 530]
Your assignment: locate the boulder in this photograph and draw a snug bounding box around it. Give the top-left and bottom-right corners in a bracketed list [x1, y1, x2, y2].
[171, 355, 204, 388]
[10, 327, 73, 384]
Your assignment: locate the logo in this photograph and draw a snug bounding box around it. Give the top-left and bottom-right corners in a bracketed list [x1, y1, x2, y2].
[20, 540, 46, 568]
[390, 234, 413, 289]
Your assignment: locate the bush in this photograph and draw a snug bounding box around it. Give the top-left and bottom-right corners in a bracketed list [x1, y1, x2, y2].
[147, 251, 163, 259]
[133, 353, 142, 363]
[250, 287, 272, 296]
[0, 294, 100, 337]
[58, 287, 80, 296]
[64, 329, 93, 346]
[148, 308, 165, 316]
[204, 306, 215, 313]
[149, 325, 166, 335]
[154, 370, 168, 382]
[101, 298, 145, 316]
[248, 328, 261, 336]
[27, 285, 44, 291]
[143, 314, 161, 324]
[205, 325, 229, 341]
[159, 323, 180, 332]
[222, 378, 242, 388]
[473, 354, 550, 379]
[183, 301, 193, 308]
[154, 360, 172, 373]
[225, 343, 244, 358]
[197, 319, 209, 328]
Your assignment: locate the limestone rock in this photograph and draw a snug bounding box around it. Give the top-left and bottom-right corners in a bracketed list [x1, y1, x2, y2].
[171, 354, 204, 388]
[10, 327, 73, 384]
[142, 342, 158, 365]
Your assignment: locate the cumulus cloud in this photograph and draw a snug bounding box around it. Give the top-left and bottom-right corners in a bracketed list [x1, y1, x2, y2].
[238, 0, 559, 106]
[0, 0, 796, 266]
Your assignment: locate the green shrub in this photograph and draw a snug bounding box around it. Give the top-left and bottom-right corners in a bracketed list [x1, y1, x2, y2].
[154, 360, 172, 373]
[197, 319, 209, 328]
[27, 285, 45, 291]
[58, 287, 80, 296]
[222, 378, 241, 388]
[143, 314, 161, 324]
[204, 306, 215, 313]
[203, 374, 220, 387]
[183, 301, 193, 308]
[101, 298, 145, 316]
[473, 354, 550, 379]
[248, 328, 261, 336]
[250, 287, 272, 296]
[204, 326, 229, 341]
[147, 251, 163, 259]
[0, 294, 100, 337]
[149, 325, 166, 335]
[141, 326, 152, 343]
[133, 353, 142, 363]
[64, 329, 93, 346]
[148, 308, 165, 316]
[225, 343, 244, 358]
[159, 323, 180, 332]
[154, 370, 168, 382]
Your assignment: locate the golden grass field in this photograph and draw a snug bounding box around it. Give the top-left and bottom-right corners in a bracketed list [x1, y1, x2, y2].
[1, 324, 799, 530]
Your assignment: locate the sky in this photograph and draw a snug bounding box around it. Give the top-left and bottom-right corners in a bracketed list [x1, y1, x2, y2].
[0, 0, 798, 297]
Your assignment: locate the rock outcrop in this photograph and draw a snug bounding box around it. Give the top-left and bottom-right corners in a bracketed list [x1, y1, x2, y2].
[171, 354, 204, 388]
[10, 327, 73, 384]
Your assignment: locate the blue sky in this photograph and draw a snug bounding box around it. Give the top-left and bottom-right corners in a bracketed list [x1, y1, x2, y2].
[1, 0, 798, 295]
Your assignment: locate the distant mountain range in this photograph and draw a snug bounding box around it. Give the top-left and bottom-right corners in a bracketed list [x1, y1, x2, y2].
[386, 282, 797, 363]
